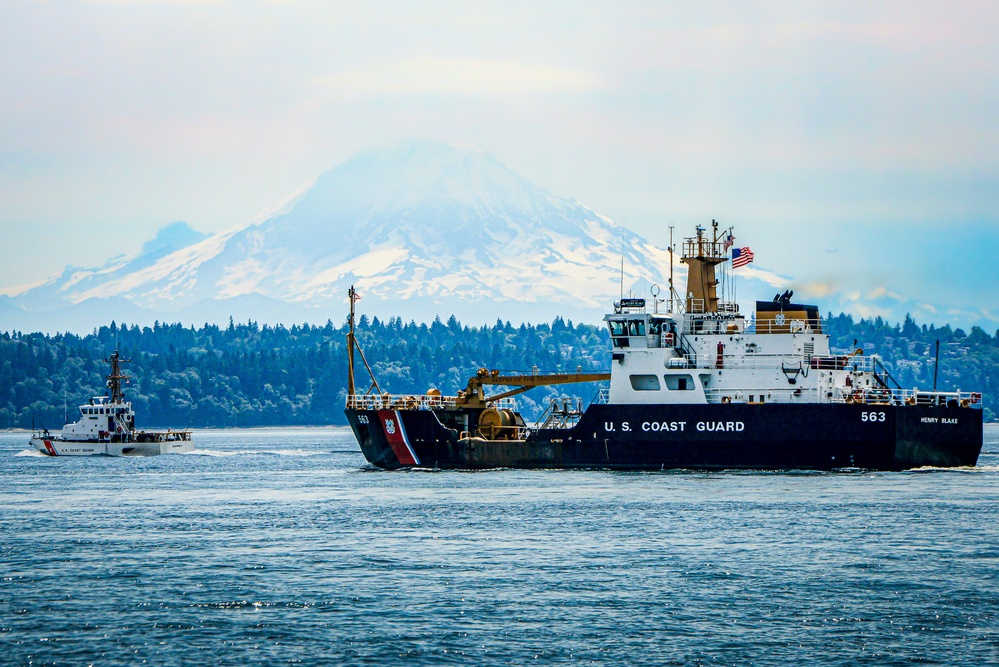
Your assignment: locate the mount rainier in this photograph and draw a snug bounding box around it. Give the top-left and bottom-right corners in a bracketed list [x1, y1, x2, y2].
[7, 143, 691, 331]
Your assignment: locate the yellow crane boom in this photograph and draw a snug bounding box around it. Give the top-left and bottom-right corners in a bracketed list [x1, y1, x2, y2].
[457, 368, 611, 408]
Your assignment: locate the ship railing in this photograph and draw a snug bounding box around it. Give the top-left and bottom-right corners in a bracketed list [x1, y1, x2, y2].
[346, 393, 460, 411]
[838, 388, 983, 408]
[535, 396, 585, 430]
[674, 331, 698, 367]
[681, 353, 818, 371]
[704, 386, 983, 408]
[681, 313, 746, 336]
[823, 387, 982, 407]
[345, 394, 518, 411]
[679, 353, 884, 372]
[746, 317, 826, 335]
[808, 354, 875, 372]
[593, 387, 610, 404]
[705, 387, 825, 404]
[686, 298, 706, 314]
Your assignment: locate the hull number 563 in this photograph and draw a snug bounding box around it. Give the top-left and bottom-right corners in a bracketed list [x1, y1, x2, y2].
[861, 411, 886, 422]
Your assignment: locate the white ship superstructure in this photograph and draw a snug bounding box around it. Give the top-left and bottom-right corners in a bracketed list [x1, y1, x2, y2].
[603, 222, 973, 410]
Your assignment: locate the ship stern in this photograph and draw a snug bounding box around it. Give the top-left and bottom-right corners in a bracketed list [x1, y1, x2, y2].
[894, 405, 983, 469]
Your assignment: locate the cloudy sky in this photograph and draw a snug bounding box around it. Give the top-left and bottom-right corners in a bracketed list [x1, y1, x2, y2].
[2, 1, 997, 328]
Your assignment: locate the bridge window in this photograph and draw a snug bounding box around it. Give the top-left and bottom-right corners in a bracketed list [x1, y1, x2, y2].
[628, 320, 645, 336]
[629, 374, 662, 391]
[609, 321, 626, 336]
[664, 374, 694, 391]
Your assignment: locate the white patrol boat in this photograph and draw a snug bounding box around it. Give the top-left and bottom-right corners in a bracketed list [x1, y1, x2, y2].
[344, 221, 983, 470]
[30, 350, 194, 456]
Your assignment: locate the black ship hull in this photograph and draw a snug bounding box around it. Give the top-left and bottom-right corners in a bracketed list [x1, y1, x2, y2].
[345, 402, 983, 471]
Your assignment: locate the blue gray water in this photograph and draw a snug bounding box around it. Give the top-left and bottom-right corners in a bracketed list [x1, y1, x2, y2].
[2, 426, 998, 666]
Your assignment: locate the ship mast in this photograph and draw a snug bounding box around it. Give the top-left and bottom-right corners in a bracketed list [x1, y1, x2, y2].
[668, 225, 683, 313]
[347, 286, 357, 396]
[680, 219, 732, 314]
[345, 285, 382, 398]
[104, 350, 131, 403]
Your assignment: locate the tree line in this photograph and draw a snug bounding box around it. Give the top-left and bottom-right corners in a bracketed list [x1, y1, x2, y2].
[1, 311, 996, 429]
[0, 315, 609, 429]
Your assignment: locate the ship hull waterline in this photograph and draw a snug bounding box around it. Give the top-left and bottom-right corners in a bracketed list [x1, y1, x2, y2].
[345, 403, 983, 471]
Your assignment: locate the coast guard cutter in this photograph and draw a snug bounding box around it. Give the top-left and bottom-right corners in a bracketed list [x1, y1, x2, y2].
[30, 350, 194, 456]
[344, 222, 983, 470]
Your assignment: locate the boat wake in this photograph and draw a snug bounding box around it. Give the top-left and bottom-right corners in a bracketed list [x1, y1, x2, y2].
[907, 464, 999, 473]
[15, 449, 46, 457]
[182, 448, 322, 458]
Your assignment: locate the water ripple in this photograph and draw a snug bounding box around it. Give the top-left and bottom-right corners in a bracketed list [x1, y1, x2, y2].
[1, 426, 997, 666]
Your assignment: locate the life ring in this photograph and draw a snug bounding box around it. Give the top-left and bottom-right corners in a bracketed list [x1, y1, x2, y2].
[721, 396, 732, 405]
[852, 390, 865, 404]
[970, 392, 981, 404]
[905, 396, 916, 406]
[663, 332, 674, 346]
[961, 399, 970, 408]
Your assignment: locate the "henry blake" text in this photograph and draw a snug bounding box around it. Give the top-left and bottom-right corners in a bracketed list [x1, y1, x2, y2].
[603, 420, 746, 433]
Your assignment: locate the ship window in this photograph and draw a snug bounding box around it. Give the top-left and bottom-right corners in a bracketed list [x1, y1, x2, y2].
[629, 374, 661, 391]
[649, 320, 661, 335]
[609, 321, 627, 336]
[613, 338, 630, 348]
[628, 320, 645, 336]
[664, 374, 694, 391]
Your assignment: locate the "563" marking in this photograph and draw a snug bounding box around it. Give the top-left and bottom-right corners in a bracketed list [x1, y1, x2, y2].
[861, 411, 886, 422]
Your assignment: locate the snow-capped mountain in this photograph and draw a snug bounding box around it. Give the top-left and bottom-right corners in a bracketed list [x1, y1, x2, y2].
[9, 143, 683, 329]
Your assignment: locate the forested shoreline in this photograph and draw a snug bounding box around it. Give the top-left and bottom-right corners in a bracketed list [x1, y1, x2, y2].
[1, 312, 996, 429]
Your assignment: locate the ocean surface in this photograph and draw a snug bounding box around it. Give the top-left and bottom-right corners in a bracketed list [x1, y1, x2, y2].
[2, 426, 997, 666]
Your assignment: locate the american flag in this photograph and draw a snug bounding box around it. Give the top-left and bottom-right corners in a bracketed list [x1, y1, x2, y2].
[723, 234, 734, 251]
[732, 247, 754, 268]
